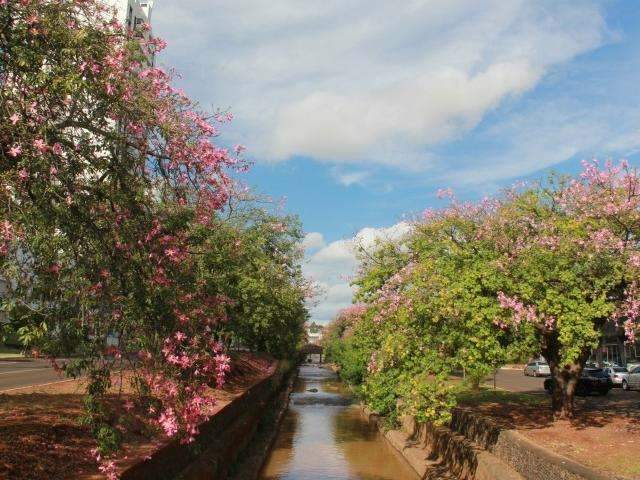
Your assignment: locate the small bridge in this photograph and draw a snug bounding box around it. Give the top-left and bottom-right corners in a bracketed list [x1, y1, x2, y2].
[300, 343, 323, 363]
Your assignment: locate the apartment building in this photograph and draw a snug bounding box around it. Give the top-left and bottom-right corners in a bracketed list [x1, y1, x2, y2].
[306, 322, 325, 345]
[107, 0, 154, 34]
[592, 321, 640, 368]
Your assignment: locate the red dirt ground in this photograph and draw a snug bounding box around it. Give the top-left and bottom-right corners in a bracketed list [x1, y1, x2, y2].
[0, 353, 276, 480]
[461, 392, 640, 479]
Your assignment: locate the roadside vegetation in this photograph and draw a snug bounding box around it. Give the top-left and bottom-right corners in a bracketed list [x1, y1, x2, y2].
[324, 162, 640, 424]
[0, 0, 309, 475]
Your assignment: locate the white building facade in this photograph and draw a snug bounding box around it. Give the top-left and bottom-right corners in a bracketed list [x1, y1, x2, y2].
[107, 0, 154, 32]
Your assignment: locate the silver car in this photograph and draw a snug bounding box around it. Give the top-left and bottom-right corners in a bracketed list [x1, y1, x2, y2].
[626, 362, 640, 372]
[524, 361, 551, 377]
[603, 366, 629, 388]
[625, 366, 640, 391]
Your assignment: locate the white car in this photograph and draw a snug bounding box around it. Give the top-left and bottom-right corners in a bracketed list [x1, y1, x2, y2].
[626, 362, 640, 372]
[603, 366, 629, 387]
[524, 361, 551, 377]
[624, 365, 640, 391]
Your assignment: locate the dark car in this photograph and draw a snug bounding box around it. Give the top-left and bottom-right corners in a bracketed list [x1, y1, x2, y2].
[544, 368, 612, 396]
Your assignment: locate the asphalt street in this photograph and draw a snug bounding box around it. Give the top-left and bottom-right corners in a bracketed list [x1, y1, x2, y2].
[490, 367, 630, 400]
[0, 361, 635, 400]
[490, 368, 547, 392]
[0, 359, 67, 392]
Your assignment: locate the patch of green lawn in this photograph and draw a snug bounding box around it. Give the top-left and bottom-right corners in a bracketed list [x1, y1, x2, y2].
[0, 345, 24, 359]
[455, 385, 544, 407]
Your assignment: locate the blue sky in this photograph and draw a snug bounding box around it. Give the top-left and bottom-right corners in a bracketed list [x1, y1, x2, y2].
[153, 1, 640, 323]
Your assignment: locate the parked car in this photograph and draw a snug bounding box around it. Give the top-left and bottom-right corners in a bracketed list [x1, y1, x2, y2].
[602, 361, 621, 368]
[544, 368, 612, 396]
[624, 365, 640, 391]
[626, 362, 640, 373]
[603, 366, 629, 388]
[524, 361, 551, 377]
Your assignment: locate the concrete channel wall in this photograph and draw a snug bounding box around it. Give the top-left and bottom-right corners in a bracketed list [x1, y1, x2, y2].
[120, 362, 295, 480]
[364, 406, 621, 480]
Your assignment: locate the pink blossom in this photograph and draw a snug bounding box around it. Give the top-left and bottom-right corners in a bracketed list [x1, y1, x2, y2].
[33, 138, 48, 153]
[496, 292, 541, 327]
[158, 408, 179, 436]
[629, 254, 640, 269]
[8, 145, 22, 157]
[9, 113, 20, 124]
[98, 460, 118, 480]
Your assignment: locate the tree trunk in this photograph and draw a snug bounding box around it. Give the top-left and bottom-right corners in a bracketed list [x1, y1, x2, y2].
[469, 376, 481, 391]
[550, 366, 579, 419]
[542, 334, 588, 420]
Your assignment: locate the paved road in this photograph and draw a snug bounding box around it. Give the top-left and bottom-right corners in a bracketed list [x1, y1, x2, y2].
[0, 359, 67, 392]
[490, 368, 547, 392]
[490, 367, 629, 400]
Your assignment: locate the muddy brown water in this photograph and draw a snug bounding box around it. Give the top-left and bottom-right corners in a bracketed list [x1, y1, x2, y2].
[258, 365, 419, 480]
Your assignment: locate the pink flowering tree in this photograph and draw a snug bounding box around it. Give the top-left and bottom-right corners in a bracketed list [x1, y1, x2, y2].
[488, 161, 640, 418]
[0, 0, 307, 472]
[330, 163, 640, 422]
[355, 201, 527, 423]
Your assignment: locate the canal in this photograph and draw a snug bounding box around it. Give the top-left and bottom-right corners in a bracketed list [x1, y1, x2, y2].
[259, 365, 419, 480]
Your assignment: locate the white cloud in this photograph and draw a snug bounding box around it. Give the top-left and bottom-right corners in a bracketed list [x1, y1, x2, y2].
[332, 169, 370, 187]
[153, 1, 610, 171]
[442, 102, 640, 186]
[301, 232, 326, 250]
[270, 62, 541, 165]
[303, 222, 411, 324]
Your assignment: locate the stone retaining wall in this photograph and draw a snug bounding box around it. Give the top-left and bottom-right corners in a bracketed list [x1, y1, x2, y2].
[452, 408, 625, 480]
[227, 371, 296, 480]
[363, 406, 522, 480]
[120, 362, 294, 480]
[364, 405, 625, 480]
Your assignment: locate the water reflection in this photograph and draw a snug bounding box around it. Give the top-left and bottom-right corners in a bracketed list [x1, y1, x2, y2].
[259, 365, 419, 480]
